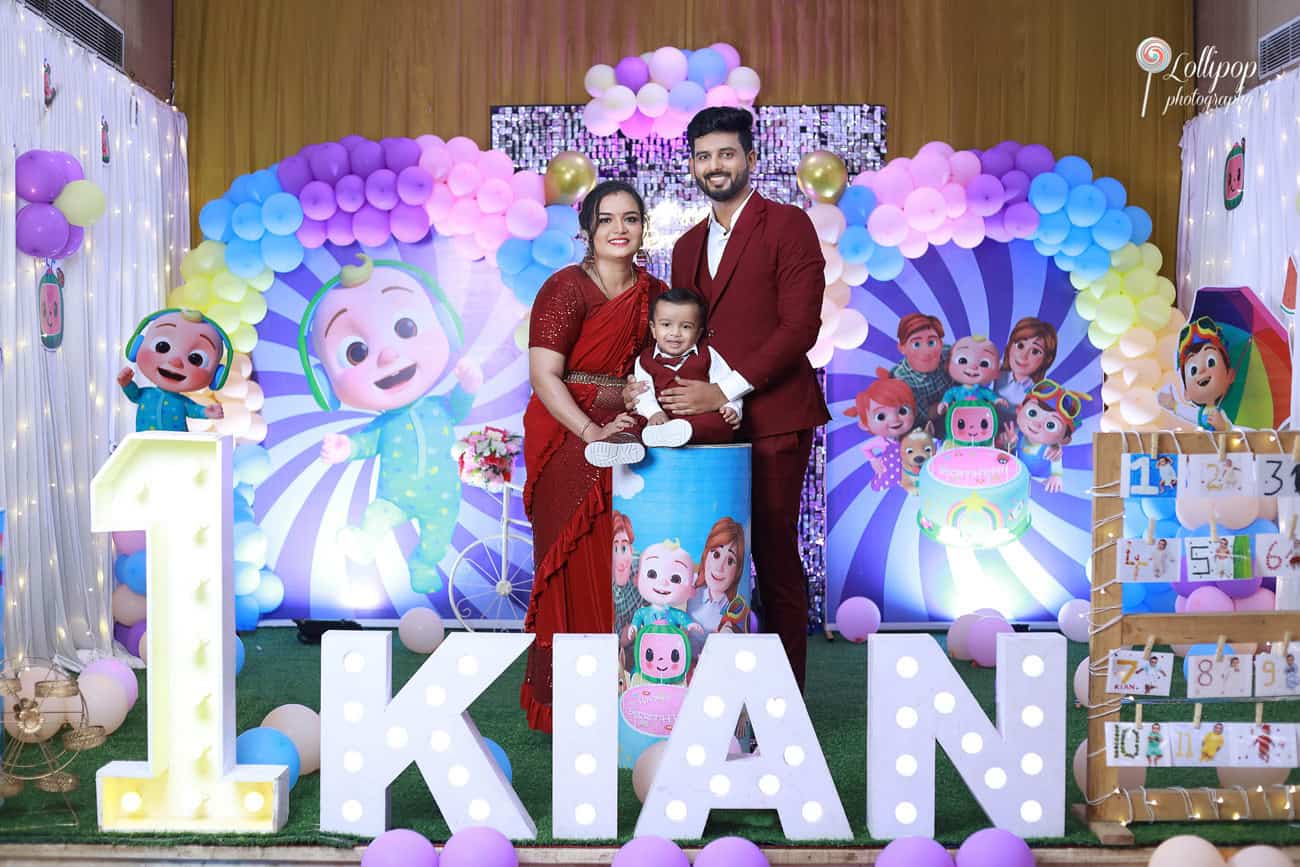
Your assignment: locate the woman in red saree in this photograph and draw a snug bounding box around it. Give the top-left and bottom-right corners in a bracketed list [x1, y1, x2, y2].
[522, 180, 666, 732]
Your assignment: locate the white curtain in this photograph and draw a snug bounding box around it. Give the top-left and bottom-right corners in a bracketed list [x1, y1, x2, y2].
[1177, 66, 1300, 425]
[0, 0, 189, 662]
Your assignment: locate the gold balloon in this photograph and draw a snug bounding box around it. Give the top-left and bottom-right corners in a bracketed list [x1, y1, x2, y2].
[797, 150, 848, 204]
[544, 151, 598, 205]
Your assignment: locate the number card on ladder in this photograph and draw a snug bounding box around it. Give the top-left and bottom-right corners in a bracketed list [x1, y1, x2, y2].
[1088, 430, 1300, 844]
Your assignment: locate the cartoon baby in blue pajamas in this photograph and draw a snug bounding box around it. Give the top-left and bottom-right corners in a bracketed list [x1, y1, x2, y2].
[117, 309, 228, 432]
[303, 254, 480, 593]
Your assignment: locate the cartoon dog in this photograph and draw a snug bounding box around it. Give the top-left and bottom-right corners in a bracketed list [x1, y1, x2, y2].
[900, 428, 935, 494]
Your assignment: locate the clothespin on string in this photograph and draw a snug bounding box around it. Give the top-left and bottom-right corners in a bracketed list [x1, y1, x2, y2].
[1193, 702, 1204, 729]
[1210, 519, 1220, 542]
[1146, 517, 1157, 543]
[1214, 634, 1227, 662]
[1141, 635, 1155, 663]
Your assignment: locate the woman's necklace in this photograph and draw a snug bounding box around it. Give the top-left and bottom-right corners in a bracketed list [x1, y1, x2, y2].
[587, 262, 635, 300]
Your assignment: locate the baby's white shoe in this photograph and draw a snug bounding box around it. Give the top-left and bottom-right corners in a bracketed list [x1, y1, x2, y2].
[642, 418, 692, 448]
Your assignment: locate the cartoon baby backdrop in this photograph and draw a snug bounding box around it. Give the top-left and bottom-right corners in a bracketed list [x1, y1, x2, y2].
[826, 238, 1102, 623]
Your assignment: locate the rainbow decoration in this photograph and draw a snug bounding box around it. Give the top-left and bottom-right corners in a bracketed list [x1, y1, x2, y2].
[1188, 286, 1292, 430]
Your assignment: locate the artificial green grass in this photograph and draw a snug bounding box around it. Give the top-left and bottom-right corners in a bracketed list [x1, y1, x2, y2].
[0, 627, 1296, 848]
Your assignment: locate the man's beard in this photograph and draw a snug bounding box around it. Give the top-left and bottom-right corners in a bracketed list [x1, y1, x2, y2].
[694, 166, 750, 203]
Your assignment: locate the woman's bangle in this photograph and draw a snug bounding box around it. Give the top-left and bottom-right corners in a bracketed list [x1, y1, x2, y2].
[579, 420, 595, 441]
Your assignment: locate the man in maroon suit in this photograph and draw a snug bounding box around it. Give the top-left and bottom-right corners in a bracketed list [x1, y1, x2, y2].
[628, 106, 829, 689]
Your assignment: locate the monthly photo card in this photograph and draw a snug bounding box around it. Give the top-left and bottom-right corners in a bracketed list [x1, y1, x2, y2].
[1105, 649, 1175, 696]
[1185, 653, 1253, 699]
[1183, 535, 1253, 581]
[1253, 533, 1300, 580]
[1107, 722, 1299, 768]
[1255, 454, 1300, 497]
[1116, 537, 1179, 581]
[1120, 452, 1181, 498]
[1181, 452, 1257, 497]
[1254, 650, 1300, 697]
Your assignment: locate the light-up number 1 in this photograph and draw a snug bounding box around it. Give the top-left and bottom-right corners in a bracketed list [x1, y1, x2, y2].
[91, 433, 288, 833]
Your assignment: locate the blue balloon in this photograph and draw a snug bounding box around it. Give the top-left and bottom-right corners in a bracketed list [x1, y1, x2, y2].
[1183, 644, 1237, 680]
[199, 198, 234, 241]
[1124, 205, 1153, 245]
[1035, 210, 1071, 245]
[838, 185, 876, 226]
[1123, 582, 1149, 606]
[1144, 583, 1179, 613]
[236, 727, 300, 788]
[261, 232, 305, 273]
[1032, 238, 1060, 258]
[235, 482, 255, 506]
[668, 81, 707, 113]
[496, 237, 533, 275]
[1076, 244, 1112, 282]
[233, 445, 273, 486]
[1052, 251, 1077, 272]
[232, 497, 255, 525]
[235, 593, 261, 632]
[1060, 225, 1092, 257]
[249, 168, 282, 203]
[1140, 497, 1177, 521]
[544, 204, 579, 238]
[234, 635, 246, 675]
[231, 202, 266, 242]
[233, 522, 267, 568]
[224, 237, 264, 279]
[1065, 184, 1107, 228]
[483, 737, 513, 782]
[1027, 172, 1069, 214]
[531, 230, 575, 270]
[119, 551, 147, 595]
[261, 193, 304, 236]
[234, 561, 262, 596]
[1241, 518, 1280, 535]
[515, 263, 553, 305]
[228, 173, 257, 205]
[1123, 502, 1149, 538]
[837, 225, 874, 265]
[686, 47, 728, 89]
[253, 570, 285, 613]
[1093, 176, 1128, 210]
[1054, 155, 1093, 187]
[867, 243, 905, 281]
[1091, 209, 1134, 252]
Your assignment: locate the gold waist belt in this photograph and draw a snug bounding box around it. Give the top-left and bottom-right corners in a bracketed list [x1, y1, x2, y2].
[563, 371, 626, 388]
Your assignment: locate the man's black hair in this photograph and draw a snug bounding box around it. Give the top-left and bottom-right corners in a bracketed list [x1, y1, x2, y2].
[686, 107, 754, 155]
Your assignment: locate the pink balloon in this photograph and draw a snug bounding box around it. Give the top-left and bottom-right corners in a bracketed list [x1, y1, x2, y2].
[619, 110, 654, 139]
[325, 210, 355, 246]
[446, 197, 481, 235]
[916, 140, 955, 160]
[867, 204, 907, 247]
[951, 212, 986, 248]
[651, 110, 689, 140]
[903, 187, 947, 232]
[1000, 169, 1030, 205]
[447, 161, 482, 197]
[476, 178, 514, 214]
[940, 183, 968, 218]
[508, 170, 546, 204]
[477, 149, 516, 181]
[414, 134, 445, 151]
[81, 658, 138, 708]
[835, 596, 881, 642]
[926, 221, 953, 246]
[1234, 588, 1276, 612]
[352, 205, 390, 247]
[908, 151, 951, 188]
[425, 183, 455, 223]
[112, 530, 145, 556]
[1003, 201, 1040, 238]
[1186, 585, 1234, 613]
[364, 169, 399, 210]
[710, 42, 742, 70]
[647, 47, 688, 88]
[965, 174, 1006, 217]
[705, 85, 739, 107]
[334, 174, 366, 213]
[852, 169, 877, 189]
[873, 164, 914, 206]
[505, 199, 548, 240]
[451, 232, 485, 262]
[948, 150, 982, 184]
[445, 136, 481, 164]
[583, 100, 618, 136]
[1174, 593, 1188, 613]
[968, 616, 1013, 667]
[947, 613, 980, 660]
[899, 228, 929, 259]
[1073, 657, 1090, 705]
[389, 203, 430, 243]
[418, 142, 453, 182]
[474, 213, 510, 252]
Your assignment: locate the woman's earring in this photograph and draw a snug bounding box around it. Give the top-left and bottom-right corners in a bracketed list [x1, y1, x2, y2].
[634, 248, 650, 267]
[580, 234, 594, 265]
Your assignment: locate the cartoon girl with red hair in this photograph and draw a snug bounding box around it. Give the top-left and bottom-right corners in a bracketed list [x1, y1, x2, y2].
[844, 368, 918, 491]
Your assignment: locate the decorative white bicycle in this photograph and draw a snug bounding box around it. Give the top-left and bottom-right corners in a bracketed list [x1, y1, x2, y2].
[447, 480, 534, 631]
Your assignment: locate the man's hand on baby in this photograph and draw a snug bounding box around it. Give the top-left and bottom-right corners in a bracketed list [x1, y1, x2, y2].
[454, 358, 483, 393]
[204, 405, 224, 420]
[661, 377, 726, 415]
[623, 376, 650, 412]
[720, 406, 740, 426]
[320, 432, 353, 464]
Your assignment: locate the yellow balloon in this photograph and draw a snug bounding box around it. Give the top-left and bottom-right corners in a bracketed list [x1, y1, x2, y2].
[207, 302, 241, 334]
[1088, 270, 1119, 299]
[166, 287, 188, 308]
[1139, 243, 1163, 273]
[543, 151, 598, 205]
[1123, 268, 1156, 297]
[53, 180, 106, 227]
[180, 250, 204, 282]
[514, 316, 529, 351]
[193, 240, 226, 274]
[239, 290, 268, 324]
[248, 269, 275, 292]
[1069, 271, 1093, 292]
[1153, 276, 1176, 305]
[796, 150, 848, 204]
[1096, 293, 1136, 334]
[177, 276, 211, 309]
[1074, 291, 1099, 321]
[1137, 294, 1171, 329]
[212, 270, 247, 303]
[1110, 243, 1140, 272]
[1088, 320, 1119, 350]
[230, 323, 258, 354]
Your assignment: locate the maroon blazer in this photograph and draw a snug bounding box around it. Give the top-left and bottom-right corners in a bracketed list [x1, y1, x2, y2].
[670, 191, 831, 438]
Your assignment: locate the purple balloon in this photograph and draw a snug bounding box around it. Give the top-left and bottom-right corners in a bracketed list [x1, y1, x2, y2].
[299, 180, 338, 221]
[612, 836, 689, 867]
[55, 151, 85, 184]
[390, 203, 430, 243]
[365, 169, 399, 210]
[15, 150, 66, 203]
[339, 134, 367, 150]
[836, 596, 881, 641]
[114, 620, 147, 658]
[326, 210, 355, 246]
[296, 218, 328, 249]
[1003, 202, 1040, 239]
[978, 148, 1013, 178]
[349, 140, 386, 178]
[965, 174, 1006, 217]
[439, 826, 516, 867]
[53, 224, 85, 259]
[1015, 143, 1056, 177]
[878, 837, 954, 867]
[1000, 169, 1029, 204]
[693, 837, 768, 867]
[276, 156, 313, 196]
[1174, 555, 1263, 599]
[81, 658, 139, 708]
[353, 204, 390, 247]
[615, 55, 651, 91]
[968, 616, 1013, 667]
[360, 828, 438, 867]
[335, 174, 367, 213]
[955, 828, 1033, 867]
[397, 166, 434, 206]
[16, 203, 71, 257]
[382, 137, 422, 173]
[982, 211, 1012, 244]
[309, 142, 349, 184]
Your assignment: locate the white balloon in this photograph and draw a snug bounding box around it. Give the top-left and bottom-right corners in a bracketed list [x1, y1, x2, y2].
[583, 64, 616, 98]
[807, 329, 835, 369]
[600, 85, 638, 122]
[635, 82, 670, 118]
[1056, 599, 1091, 643]
[727, 66, 761, 101]
[831, 308, 869, 350]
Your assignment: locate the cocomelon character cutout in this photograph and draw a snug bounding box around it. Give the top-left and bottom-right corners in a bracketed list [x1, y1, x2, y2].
[1172, 316, 1237, 431]
[688, 517, 750, 635]
[998, 317, 1058, 408]
[1014, 379, 1090, 493]
[39, 264, 64, 350]
[117, 308, 232, 432]
[299, 253, 479, 593]
[612, 510, 641, 642]
[844, 367, 917, 491]
[1224, 138, 1245, 210]
[627, 540, 703, 640]
[945, 398, 999, 449]
[899, 427, 935, 495]
[891, 313, 949, 430]
[937, 335, 1005, 428]
[630, 622, 692, 686]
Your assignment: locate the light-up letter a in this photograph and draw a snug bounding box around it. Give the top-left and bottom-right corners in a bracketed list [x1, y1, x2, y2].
[92, 433, 289, 833]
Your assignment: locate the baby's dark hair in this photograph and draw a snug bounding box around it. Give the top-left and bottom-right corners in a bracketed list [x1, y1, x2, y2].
[650, 287, 708, 330]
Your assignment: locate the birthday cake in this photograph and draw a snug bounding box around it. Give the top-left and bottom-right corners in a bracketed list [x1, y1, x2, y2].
[917, 446, 1030, 548]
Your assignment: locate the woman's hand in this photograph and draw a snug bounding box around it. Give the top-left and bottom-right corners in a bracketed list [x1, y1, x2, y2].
[584, 413, 638, 443]
[623, 376, 650, 411]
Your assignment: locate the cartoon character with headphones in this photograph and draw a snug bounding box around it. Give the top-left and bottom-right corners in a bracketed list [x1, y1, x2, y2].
[301, 253, 480, 593]
[117, 308, 230, 432]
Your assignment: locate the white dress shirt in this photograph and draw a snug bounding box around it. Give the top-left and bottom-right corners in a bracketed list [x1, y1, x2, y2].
[633, 344, 744, 420]
[705, 188, 756, 402]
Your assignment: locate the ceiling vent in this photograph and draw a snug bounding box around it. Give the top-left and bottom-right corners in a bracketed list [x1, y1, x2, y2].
[22, 0, 124, 70]
[1260, 15, 1300, 80]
